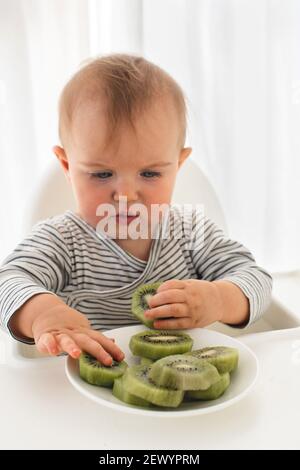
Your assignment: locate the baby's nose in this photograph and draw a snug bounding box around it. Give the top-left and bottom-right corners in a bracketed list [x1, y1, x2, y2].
[113, 181, 139, 202]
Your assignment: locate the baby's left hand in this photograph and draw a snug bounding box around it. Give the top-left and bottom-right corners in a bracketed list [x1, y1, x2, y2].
[144, 279, 223, 329]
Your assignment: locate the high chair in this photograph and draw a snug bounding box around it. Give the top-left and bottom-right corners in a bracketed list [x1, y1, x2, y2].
[13, 157, 299, 361]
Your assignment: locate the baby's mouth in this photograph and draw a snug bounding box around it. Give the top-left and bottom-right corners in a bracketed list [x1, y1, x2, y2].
[115, 213, 139, 224]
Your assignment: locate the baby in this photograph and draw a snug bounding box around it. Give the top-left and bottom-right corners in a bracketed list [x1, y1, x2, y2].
[0, 54, 272, 365]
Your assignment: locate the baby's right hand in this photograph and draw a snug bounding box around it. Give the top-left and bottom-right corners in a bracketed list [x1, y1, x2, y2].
[32, 304, 124, 365]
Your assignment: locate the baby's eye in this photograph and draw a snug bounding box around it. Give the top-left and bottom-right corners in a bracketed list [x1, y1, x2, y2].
[91, 172, 112, 179]
[141, 171, 161, 179]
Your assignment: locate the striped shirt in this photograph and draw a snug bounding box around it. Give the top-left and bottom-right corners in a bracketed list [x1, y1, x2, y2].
[0, 206, 272, 344]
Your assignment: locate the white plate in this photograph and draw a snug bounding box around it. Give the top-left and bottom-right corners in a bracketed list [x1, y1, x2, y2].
[65, 325, 258, 417]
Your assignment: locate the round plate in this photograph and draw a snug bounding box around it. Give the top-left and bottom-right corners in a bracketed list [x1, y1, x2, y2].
[65, 325, 258, 417]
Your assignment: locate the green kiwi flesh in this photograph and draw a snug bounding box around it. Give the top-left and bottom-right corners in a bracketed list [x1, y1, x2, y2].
[149, 354, 220, 391]
[186, 372, 230, 400]
[140, 357, 154, 366]
[122, 365, 184, 407]
[129, 330, 193, 360]
[186, 346, 239, 374]
[112, 377, 151, 407]
[79, 352, 127, 387]
[131, 282, 162, 327]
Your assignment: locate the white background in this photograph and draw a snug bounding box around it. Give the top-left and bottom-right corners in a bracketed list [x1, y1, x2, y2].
[0, 0, 299, 272]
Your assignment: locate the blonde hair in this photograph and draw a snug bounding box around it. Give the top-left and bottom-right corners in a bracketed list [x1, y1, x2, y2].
[58, 53, 188, 151]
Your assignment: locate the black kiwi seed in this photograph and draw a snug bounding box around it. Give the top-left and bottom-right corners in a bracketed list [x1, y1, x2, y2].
[140, 290, 156, 309]
[141, 367, 157, 386]
[145, 370, 175, 391]
[84, 353, 119, 369]
[168, 358, 198, 372]
[129, 330, 193, 360]
[142, 334, 185, 344]
[175, 366, 197, 372]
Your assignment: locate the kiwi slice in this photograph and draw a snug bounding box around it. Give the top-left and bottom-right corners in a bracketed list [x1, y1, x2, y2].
[140, 357, 154, 366]
[131, 282, 162, 327]
[122, 365, 184, 408]
[79, 352, 128, 387]
[186, 346, 239, 374]
[129, 330, 193, 360]
[186, 372, 231, 401]
[112, 377, 151, 407]
[149, 354, 220, 391]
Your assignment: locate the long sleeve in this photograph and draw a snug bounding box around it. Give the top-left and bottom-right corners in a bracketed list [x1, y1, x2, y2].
[0, 221, 72, 341]
[187, 210, 273, 326]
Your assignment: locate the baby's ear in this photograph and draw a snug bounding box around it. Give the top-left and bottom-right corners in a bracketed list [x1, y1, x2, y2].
[52, 145, 70, 180]
[178, 147, 192, 168]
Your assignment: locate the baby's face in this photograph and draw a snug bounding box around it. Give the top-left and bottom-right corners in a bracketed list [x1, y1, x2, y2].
[55, 98, 191, 238]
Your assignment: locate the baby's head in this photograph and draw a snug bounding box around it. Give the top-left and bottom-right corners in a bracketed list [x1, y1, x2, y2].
[53, 53, 192, 232]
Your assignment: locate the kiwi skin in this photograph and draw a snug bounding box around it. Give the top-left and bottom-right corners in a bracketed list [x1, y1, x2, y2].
[186, 372, 230, 401]
[131, 282, 162, 328]
[186, 347, 239, 374]
[113, 376, 151, 407]
[122, 365, 184, 408]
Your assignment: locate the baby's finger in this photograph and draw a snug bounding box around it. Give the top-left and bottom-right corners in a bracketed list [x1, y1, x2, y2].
[36, 339, 48, 355]
[105, 336, 115, 342]
[153, 317, 191, 330]
[145, 303, 187, 320]
[147, 289, 185, 308]
[56, 333, 82, 359]
[74, 334, 115, 366]
[157, 279, 185, 293]
[37, 332, 59, 356]
[83, 329, 124, 361]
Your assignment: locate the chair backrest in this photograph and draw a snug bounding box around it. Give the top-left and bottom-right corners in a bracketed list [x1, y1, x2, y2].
[22, 160, 76, 234]
[22, 158, 228, 234]
[172, 158, 227, 233]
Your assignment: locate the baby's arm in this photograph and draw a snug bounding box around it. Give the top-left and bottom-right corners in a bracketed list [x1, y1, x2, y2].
[144, 278, 250, 329]
[0, 222, 124, 364]
[145, 212, 272, 329]
[190, 213, 272, 326]
[9, 293, 122, 364]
